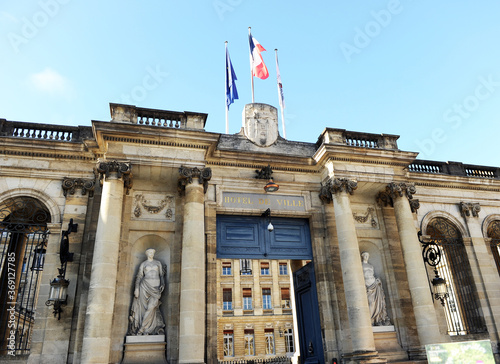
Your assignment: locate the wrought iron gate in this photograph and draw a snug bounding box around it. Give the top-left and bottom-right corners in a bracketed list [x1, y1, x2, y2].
[0, 197, 50, 355]
[426, 217, 487, 335]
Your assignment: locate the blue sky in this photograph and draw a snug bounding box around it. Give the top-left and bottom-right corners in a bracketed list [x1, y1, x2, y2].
[1, 1, 499, 167]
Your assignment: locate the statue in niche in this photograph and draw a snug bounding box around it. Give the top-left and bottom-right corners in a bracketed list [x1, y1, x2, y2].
[128, 248, 166, 335]
[361, 251, 391, 326]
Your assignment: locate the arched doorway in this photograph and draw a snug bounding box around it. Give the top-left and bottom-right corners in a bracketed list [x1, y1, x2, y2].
[0, 197, 51, 355]
[426, 217, 486, 335]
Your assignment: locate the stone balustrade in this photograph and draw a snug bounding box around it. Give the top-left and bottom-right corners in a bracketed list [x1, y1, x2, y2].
[409, 160, 500, 179]
[110, 103, 207, 130]
[319, 127, 400, 150]
[0, 119, 92, 142]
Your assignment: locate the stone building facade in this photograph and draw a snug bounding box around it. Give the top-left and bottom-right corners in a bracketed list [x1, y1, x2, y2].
[0, 102, 499, 363]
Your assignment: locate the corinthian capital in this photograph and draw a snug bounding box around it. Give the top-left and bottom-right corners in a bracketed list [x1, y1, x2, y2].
[376, 182, 419, 212]
[178, 166, 212, 195]
[94, 160, 133, 194]
[318, 177, 357, 204]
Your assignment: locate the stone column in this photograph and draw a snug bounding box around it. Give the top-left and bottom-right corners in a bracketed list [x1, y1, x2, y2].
[377, 182, 441, 346]
[178, 166, 211, 364]
[459, 202, 500, 334]
[81, 161, 132, 363]
[321, 178, 377, 356]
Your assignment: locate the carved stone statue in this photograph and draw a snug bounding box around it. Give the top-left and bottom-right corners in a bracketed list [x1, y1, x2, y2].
[361, 251, 390, 326]
[128, 249, 166, 335]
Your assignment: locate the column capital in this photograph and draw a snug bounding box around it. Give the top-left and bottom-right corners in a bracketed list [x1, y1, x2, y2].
[94, 160, 133, 194]
[62, 177, 96, 198]
[459, 201, 481, 218]
[178, 166, 212, 195]
[376, 182, 419, 212]
[319, 177, 357, 204]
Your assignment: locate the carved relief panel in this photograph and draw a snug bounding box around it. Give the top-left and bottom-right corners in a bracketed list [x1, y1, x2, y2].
[132, 192, 175, 221]
[352, 204, 379, 229]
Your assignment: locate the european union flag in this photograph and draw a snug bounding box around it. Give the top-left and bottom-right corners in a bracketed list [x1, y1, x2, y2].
[225, 47, 238, 109]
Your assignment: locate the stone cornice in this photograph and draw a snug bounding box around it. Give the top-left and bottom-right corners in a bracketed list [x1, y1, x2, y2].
[178, 166, 212, 195]
[94, 160, 133, 195]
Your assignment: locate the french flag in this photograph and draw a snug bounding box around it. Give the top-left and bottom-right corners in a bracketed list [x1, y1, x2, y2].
[249, 33, 269, 80]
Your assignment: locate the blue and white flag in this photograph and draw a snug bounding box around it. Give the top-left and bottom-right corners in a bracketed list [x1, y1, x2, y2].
[225, 47, 238, 109]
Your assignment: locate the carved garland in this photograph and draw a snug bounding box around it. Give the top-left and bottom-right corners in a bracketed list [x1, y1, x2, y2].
[94, 160, 133, 195]
[62, 178, 96, 197]
[133, 194, 174, 219]
[353, 207, 377, 227]
[178, 166, 212, 195]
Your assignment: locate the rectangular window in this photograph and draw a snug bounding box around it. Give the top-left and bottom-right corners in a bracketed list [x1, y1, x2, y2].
[223, 330, 234, 357]
[262, 288, 272, 309]
[244, 330, 255, 356]
[281, 287, 291, 308]
[261, 262, 270, 275]
[243, 288, 252, 310]
[265, 329, 275, 354]
[222, 261, 232, 275]
[285, 328, 294, 353]
[223, 288, 232, 310]
[279, 262, 288, 275]
[240, 259, 252, 275]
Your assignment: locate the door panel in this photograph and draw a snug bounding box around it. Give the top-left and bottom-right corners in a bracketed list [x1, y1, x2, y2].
[293, 262, 324, 364]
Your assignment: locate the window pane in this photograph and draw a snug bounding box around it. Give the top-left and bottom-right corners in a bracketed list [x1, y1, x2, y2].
[265, 330, 275, 354]
[279, 263, 288, 275]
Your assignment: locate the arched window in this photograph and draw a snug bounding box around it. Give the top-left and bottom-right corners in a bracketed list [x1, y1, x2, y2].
[426, 217, 486, 335]
[486, 220, 500, 276]
[0, 197, 50, 355]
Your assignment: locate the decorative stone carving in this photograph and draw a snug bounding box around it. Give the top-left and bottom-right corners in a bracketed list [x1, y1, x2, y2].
[178, 166, 212, 194]
[94, 160, 133, 194]
[361, 252, 391, 326]
[353, 207, 377, 228]
[132, 193, 175, 221]
[255, 164, 273, 180]
[128, 249, 166, 336]
[243, 103, 279, 147]
[459, 201, 481, 218]
[62, 177, 96, 197]
[376, 182, 419, 212]
[319, 178, 358, 204]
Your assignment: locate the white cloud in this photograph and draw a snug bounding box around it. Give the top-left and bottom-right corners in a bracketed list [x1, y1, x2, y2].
[29, 68, 74, 98]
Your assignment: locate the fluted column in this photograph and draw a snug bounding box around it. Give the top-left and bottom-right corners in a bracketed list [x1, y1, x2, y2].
[378, 182, 441, 346]
[81, 161, 132, 363]
[321, 178, 376, 355]
[178, 166, 211, 364]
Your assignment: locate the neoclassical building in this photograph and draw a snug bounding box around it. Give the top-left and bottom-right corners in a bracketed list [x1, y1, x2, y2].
[0, 102, 499, 364]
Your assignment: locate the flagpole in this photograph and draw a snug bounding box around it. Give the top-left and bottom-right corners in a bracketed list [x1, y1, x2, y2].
[248, 27, 255, 103]
[275, 49, 286, 139]
[225, 41, 229, 134]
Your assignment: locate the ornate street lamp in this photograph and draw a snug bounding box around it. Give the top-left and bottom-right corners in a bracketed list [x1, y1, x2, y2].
[256, 165, 279, 193]
[418, 231, 449, 305]
[46, 219, 77, 319]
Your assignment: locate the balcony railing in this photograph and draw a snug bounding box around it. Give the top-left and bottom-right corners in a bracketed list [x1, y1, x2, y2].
[409, 160, 500, 179]
[0, 119, 92, 142]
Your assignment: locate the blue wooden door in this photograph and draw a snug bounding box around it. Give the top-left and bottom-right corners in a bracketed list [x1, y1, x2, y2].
[293, 262, 325, 364]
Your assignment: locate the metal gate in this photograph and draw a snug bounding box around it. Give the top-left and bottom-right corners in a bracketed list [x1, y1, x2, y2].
[427, 217, 487, 335]
[0, 197, 50, 355]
